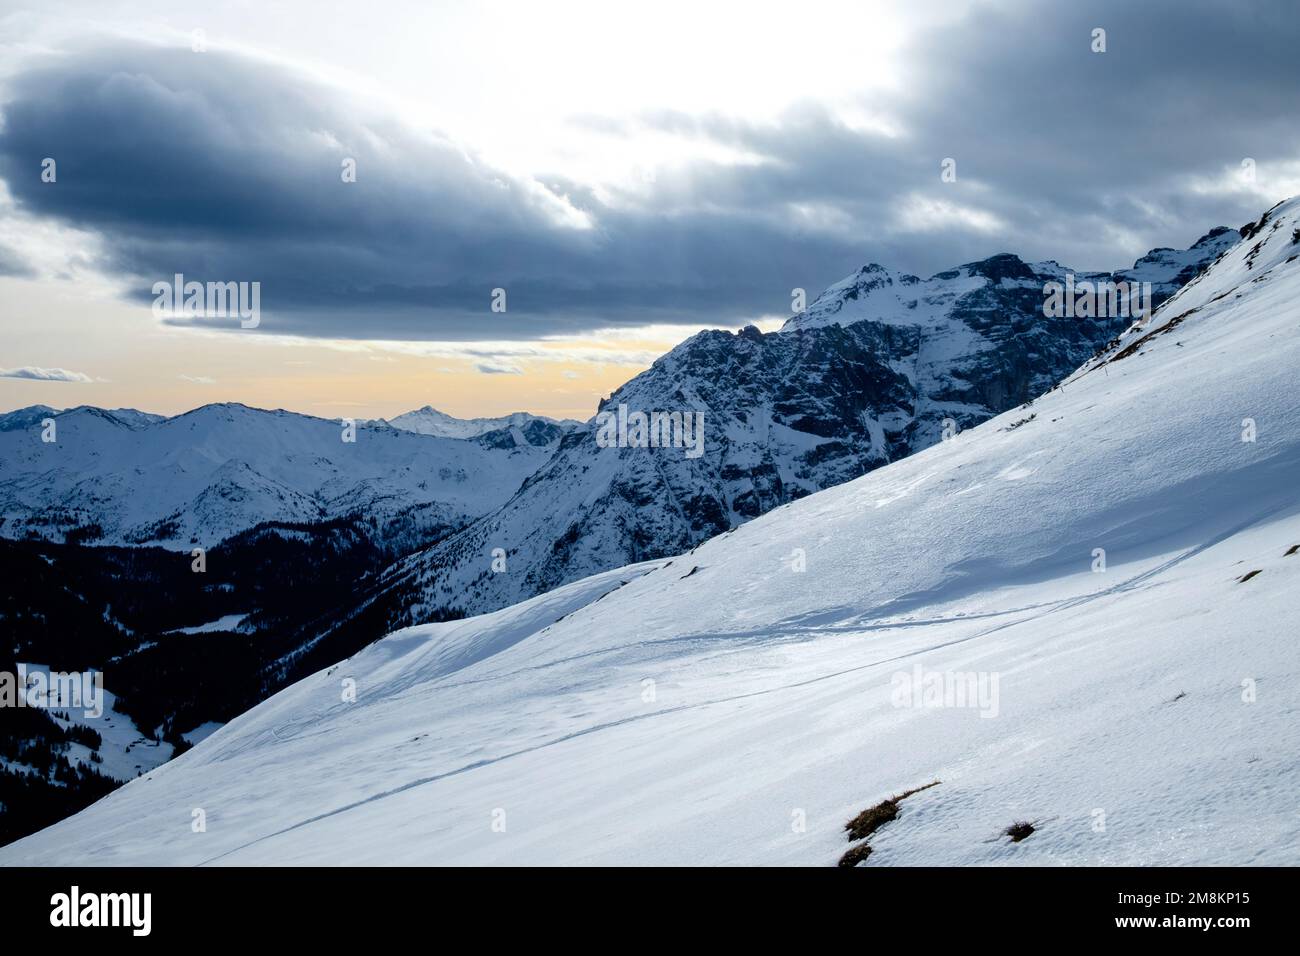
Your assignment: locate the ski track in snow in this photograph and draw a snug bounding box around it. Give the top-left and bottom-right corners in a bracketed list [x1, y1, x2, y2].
[199, 492, 1295, 866]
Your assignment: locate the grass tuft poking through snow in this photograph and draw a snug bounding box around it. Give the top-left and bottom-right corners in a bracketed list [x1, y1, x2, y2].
[839, 781, 941, 866]
[1005, 822, 1036, 843]
[844, 780, 942, 841]
[838, 843, 874, 868]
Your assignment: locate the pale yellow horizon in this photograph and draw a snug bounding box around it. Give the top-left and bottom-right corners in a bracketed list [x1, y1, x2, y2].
[0, 274, 783, 422]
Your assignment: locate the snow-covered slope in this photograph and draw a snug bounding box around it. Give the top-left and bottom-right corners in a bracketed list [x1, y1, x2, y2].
[377, 230, 1236, 622]
[6, 200, 1297, 866]
[0, 404, 553, 547]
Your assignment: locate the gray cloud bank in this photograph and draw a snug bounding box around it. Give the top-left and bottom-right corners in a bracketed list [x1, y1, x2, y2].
[1, 0, 1297, 341]
[0, 366, 92, 382]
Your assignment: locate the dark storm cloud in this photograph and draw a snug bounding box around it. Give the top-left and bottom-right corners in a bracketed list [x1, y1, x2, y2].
[621, 0, 1300, 274]
[885, 0, 1300, 264]
[1, 0, 1297, 341]
[0, 44, 855, 339]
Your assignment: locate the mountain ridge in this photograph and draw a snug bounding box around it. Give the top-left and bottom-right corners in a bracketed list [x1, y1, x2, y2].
[372, 226, 1239, 624]
[0, 402, 558, 548]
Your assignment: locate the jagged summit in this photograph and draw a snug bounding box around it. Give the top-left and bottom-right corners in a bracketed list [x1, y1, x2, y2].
[784, 230, 1236, 334]
[386, 405, 579, 440]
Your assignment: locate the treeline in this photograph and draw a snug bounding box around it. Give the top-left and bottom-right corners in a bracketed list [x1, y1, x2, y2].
[0, 509, 466, 847]
[0, 705, 118, 846]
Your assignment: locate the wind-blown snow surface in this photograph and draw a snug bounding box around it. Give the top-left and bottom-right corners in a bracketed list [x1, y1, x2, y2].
[6, 204, 1300, 866]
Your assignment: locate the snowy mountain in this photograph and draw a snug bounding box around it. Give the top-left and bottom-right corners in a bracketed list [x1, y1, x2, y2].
[0, 403, 554, 548]
[786, 226, 1239, 334]
[6, 198, 1295, 866]
[0, 405, 164, 432]
[373, 229, 1237, 623]
[387, 405, 580, 445]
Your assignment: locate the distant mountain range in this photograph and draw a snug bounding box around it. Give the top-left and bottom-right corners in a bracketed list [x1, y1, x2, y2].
[385, 405, 581, 443]
[2, 229, 1235, 560]
[369, 227, 1239, 624]
[0, 404, 568, 548]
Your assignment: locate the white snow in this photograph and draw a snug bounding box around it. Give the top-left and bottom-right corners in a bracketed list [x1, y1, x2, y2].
[17, 664, 174, 783]
[387, 405, 579, 439]
[4, 203, 1299, 866]
[0, 404, 555, 547]
[163, 614, 249, 635]
[784, 262, 990, 343]
[180, 722, 224, 747]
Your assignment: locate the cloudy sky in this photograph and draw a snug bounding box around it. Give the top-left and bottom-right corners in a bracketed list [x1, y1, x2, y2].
[1, 0, 1297, 419]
